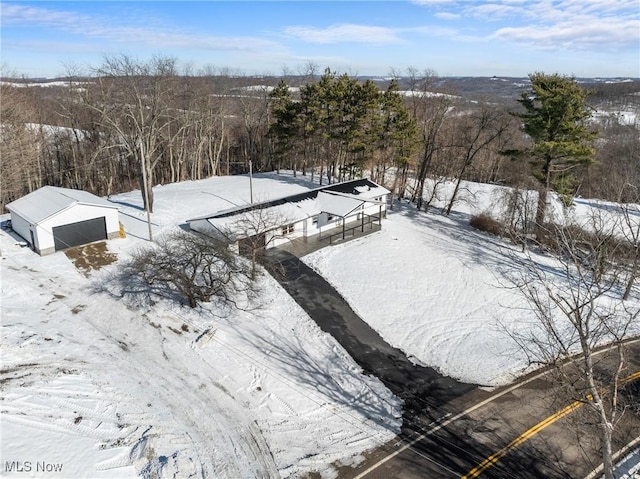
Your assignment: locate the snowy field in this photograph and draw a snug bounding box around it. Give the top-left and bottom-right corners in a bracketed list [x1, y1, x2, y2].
[304, 179, 640, 387]
[0, 173, 401, 479]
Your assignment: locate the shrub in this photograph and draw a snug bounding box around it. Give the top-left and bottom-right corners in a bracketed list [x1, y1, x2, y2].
[470, 214, 504, 237]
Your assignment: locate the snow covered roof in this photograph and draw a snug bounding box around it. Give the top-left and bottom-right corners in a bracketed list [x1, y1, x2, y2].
[206, 199, 315, 241]
[316, 191, 364, 217]
[6, 186, 118, 224]
[187, 178, 389, 223]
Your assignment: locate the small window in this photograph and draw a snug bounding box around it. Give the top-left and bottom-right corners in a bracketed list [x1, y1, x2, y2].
[281, 224, 295, 235]
[327, 214, 335, 222]
[312, 216, 318, 225]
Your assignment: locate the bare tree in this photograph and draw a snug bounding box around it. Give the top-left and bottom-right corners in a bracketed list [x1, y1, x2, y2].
[405, 67, 453, 210]
[120, 230, 253, 308]
[225, 205, 297, 279]
[495, 182, 537, 249]
[619, 187, 640, 300]
[503, 220, 639, 479]
[83, 54, 180, 213]
[0, 83, 44, 208]
[237, 85, 270, 170]
[298, 60, 320, 84]
[444, 105, 513, 215]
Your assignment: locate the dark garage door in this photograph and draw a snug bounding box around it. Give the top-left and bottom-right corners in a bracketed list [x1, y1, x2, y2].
[53, 217, 107, 251]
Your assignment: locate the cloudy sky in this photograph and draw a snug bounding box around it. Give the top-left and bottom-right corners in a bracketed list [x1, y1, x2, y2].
[1, 0, 639, 78]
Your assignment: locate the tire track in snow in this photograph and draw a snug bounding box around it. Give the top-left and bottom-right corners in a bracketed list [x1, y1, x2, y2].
[70, 295, 280, 479]
[3, 256, 280, 479]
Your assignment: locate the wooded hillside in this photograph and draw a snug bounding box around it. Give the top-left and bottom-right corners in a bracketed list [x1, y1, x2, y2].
[2, 57, 639, 211]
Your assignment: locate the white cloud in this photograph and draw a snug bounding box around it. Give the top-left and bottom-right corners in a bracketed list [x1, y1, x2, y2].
[435, 12, 462, 20]
[1, 3, 90, 28]
[556, 0, 639, 16]
[403, 25, 474, 40]
[493, 17, 640, 50]
[467, 3, 527, 20]
[283, 24, 403, 45]
[413, 0, 639, 51]
[0, 3, 280, 52]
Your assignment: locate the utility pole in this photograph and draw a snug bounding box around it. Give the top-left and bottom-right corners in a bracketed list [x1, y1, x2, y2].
[139, 137, 153, 241]
[249, 159, 254, 204]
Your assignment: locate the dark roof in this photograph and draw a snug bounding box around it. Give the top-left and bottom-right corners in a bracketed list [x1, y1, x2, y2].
[188, 178, 386, 222]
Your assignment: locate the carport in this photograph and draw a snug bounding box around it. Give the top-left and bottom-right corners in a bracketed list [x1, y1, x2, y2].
[315, 191, 384, 241]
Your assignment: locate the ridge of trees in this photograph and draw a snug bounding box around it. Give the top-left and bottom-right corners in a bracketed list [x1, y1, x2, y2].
[1, 58, 638, 216]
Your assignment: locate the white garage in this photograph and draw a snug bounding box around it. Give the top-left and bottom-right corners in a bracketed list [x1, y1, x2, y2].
[6, 186, 120, 255]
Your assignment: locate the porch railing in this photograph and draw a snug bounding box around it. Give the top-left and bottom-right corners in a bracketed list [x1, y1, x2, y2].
[323, 212, 382, 245]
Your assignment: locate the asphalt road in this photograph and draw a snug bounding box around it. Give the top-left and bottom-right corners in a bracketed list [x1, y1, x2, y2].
[347, 345, 640, 479]
[264, 248, 640, 479]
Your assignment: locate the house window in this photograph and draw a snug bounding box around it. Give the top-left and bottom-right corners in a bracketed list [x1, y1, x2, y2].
[327, 214, 335, 222]
[282, 224, 295, 235]
[312, 216, 318, 225]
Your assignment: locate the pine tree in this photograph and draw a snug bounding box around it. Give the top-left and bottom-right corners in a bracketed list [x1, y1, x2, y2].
[380, 80, 419, 205]
[268, 80, 300, 172]
[510, 73, 597, 233]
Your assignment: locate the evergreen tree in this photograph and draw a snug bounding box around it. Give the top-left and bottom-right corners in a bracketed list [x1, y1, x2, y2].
[510, 73, 597, 232]
[267, 70, 417, 186]
[380, 80, 419, 205]
[268, 80, 300, 172]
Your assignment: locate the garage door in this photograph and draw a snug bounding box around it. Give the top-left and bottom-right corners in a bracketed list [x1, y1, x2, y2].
[53, 217, 107, 251]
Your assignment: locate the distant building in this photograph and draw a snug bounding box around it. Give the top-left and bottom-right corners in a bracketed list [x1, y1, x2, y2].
[188, 178, 389, 252]
[6, 186, 120, 255]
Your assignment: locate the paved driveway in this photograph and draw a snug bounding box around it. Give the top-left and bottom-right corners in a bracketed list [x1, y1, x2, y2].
[264, 248, 475, 419]
[264, 248, 640, 479]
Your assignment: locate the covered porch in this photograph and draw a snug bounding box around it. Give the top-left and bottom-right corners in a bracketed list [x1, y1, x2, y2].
[275, 213, 382, 257]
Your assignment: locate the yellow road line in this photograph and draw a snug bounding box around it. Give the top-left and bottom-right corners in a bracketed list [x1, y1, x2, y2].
[623, 370, 640, 384]
[355, 341, 640, 479]
[462, 371, 640, 479]
[462, 400, 582, 479]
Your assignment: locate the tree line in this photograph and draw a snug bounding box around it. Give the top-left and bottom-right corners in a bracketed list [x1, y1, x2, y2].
[1, 55, 638, 215]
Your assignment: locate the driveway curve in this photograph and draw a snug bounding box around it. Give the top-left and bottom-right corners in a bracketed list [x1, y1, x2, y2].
[264, 248, 476, 421]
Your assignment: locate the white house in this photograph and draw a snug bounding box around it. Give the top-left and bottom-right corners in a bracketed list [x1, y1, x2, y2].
[6, 186, 120, 255]
[188, 178, 390, 252]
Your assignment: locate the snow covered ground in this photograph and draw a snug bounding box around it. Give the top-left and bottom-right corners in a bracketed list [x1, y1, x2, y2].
[304, 179, 640, 387]
[1, 173, 401, 479]
[1, 172, 638, 478]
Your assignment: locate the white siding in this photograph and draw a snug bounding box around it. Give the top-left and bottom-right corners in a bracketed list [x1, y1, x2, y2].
[9, 213, 32, 246]
[270, 219, 305, 248]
